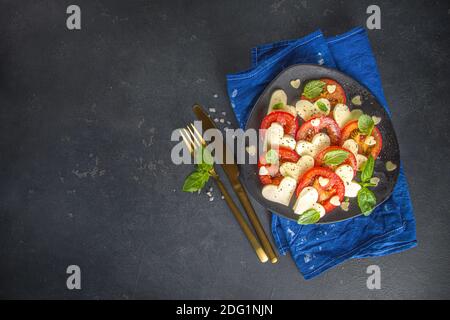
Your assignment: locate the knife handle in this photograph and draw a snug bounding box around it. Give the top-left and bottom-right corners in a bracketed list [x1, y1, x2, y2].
[232, 181, 278, 263]
[212, 175, 269, 263]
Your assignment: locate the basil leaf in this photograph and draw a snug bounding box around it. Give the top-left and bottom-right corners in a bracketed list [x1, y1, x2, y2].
[182, 170, 210, 192]
[272, 102, 284, 110]
[358, 114, 375, 136]
[357, 187, 376, 216]
[322, 149, 349, 166]
[303, 80, 326, 99]
[297, 209, 321, 225]
[360, 155, 374, 182]
[265, 149, 279, 164]
[316, 101, 328, 112]
[195, 146, 214, 172]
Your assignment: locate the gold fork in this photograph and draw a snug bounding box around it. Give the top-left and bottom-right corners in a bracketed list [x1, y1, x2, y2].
[180, 123, 269, 263]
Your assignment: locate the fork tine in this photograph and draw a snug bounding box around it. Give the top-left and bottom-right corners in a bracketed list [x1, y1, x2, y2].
[191, 123, 206, 146]
[187, 126, 202, 149]
[180, 129, 193, 154]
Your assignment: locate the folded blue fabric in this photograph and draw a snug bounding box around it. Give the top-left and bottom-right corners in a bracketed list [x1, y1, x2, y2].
[226, 27, 417, 280]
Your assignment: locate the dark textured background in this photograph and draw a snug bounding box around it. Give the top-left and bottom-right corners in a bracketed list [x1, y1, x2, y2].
[0, 0, 449, 299]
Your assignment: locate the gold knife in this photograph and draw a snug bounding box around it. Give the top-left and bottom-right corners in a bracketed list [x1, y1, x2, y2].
[193, 104, 278, 263]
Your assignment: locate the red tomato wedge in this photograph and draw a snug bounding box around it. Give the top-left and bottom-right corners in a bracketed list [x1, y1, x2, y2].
[295, 167, 345, 213]
[315, 146, 357, 175]
[260, 111, 298, 137]
[301, 79, 347, 106]
[258, 147, 300, 186]
[295, 116, 341, 145]
[341, 120, 383, 159]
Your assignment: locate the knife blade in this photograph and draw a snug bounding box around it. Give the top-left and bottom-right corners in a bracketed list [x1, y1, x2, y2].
[193, 104, 278, 263]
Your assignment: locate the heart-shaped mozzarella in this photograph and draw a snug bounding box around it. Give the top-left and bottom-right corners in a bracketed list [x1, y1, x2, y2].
[329, 195, 341, 206]
[386, 161, 397, 172]
[370, 177, 380, 187]
[259, 166, 269, 176]
[279, 155, 314, 180]
[356, 154, 368, 171]
[327, 85, 336, 94]
[264, 122, 284, 149]
[295, 133, 331, 157]
[342, 139, 359, 156]
[364, 136, 376, 146]
[350, 109, 363, 121]
[283, 105, 297, 117]
[344, 182, 361, 198]
[280, 135, 296, 150]
[296, 100, 317, 121]
[262, 177, 297, 206]
[351, 95, 362, 106]
[318, 177, 329, 187]
[372, 116, 381, 125]
[333, 104, 351, 128]
[335, 164, 361, 198]
[268, 89, 288, 114]
[290, 79, 301, 89]
[293, 187, 319, 215]
[336, 165, 354, 184]
[313, 98, 331, 115]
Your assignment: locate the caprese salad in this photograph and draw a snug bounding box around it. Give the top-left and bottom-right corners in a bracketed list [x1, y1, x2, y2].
[259, 78, 390, 224]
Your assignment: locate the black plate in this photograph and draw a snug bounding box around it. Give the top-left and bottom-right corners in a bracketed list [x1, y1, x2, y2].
[240, 64, 400, 223]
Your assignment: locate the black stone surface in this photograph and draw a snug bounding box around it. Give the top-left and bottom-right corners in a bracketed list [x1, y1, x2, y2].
[0, 0, 449, 299]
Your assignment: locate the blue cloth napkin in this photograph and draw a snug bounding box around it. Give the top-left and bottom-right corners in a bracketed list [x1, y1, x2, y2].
[226, 27, 417, 280]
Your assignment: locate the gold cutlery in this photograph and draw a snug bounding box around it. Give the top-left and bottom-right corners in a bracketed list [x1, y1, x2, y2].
[192, 104, 278, 263]
[180, 123, 269, 263]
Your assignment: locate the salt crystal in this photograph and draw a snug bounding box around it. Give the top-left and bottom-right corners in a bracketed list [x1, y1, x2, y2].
[219, 119, 225, 123]
[209, 108, 216, 113]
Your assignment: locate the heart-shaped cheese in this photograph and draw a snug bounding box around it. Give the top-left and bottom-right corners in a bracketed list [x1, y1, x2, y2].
[264, 122, 284, 150]
[342, 139, 359, 156]
[261, 177, 297, 206]
[295, 133, 331, 157]
[279, 155, 314, 180]
[333, 104, 351, 128]
[293, 187, 318, 215]
[356, 154, 368, 171]
[351, 95, 362, 106]
[335, 164, 361, 198]
[372, 116, 381, 125]
[386, 161, 397, 172]
[327, 85, 336, 94]
[268, 89, 287, 114]
[280, 135, 296, 150]
[333, 104, 363, 128]
[296, 99, 330, 121]
[290, 79, 301, 89]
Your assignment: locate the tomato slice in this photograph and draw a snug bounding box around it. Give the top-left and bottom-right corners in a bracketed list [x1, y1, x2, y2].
[295, 167, 345, 213]
[315, 146, 357, 175]
[341, 120, 383, 159]
[260, 111, 298, 137]
[295, 116, 341, 145]
[301, 79, 347, 106]
[258, 147, 300, 185]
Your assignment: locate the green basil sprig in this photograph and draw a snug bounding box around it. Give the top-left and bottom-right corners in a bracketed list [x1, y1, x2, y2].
[297, 208, 321, 225]
[360, 155, 375, 183]
[316, 100, 328, 112]
[323, 149, 349, 166]
[358, 114, 375, 136]
[303, 80, 326, 100]
[182, 147, 214, 193]
[357, 155, 377, 215]
[272, 102, 284, 110]
[357, 187, 377, 216]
